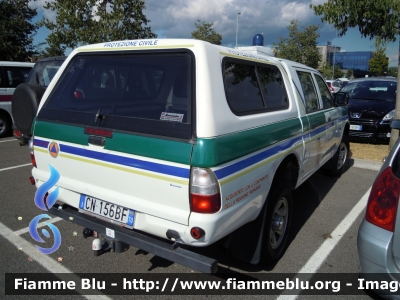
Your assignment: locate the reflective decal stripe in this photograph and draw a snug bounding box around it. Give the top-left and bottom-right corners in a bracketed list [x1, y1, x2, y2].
[33, 138, 190, 181]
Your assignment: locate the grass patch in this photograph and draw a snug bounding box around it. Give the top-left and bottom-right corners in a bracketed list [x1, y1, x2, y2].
[349, 142, 390, 162]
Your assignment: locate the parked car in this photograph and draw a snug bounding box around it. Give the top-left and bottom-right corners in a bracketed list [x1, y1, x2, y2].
[357, 120, 400, 299]
[337, 77, 397, 143]
[326, 79, 342, 93]
[13, 39, 349, 273]
[12, 56, 66, 144]
[0, 61, 34, 138]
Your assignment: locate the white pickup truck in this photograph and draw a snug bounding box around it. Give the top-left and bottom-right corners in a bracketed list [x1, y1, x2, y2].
[15, 39, 349, 273]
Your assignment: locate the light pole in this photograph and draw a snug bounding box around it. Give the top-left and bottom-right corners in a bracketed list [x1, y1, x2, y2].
[236, 12, 241, 49]
[332, 46, 336, 79]
[332, 29, 337, 79]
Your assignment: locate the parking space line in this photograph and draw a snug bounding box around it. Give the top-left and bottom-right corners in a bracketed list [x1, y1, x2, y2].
[0, 220, 111, 300]
[0, 163, 31, 172]
[277, 188, 371, 299]
[0, 139, 17, 143]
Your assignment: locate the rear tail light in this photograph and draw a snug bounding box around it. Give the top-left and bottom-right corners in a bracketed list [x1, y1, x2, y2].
[13, 129, 22, 138]
[190, 168, 221, 213]
[365, 167, 400, 232]
[29, 138, 37, 168]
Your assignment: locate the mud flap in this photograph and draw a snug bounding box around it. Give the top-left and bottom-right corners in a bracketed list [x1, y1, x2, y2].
[230, 199, 269, 264]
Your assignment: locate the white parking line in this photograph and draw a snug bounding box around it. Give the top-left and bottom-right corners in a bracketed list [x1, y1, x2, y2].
[277, 188, 371, 299]
[0, 138, 17, 143]
[0, 163, 31, 172]
[0, 220, 111, 300]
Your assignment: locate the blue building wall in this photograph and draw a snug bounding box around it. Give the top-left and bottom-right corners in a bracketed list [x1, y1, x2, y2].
[329, 51, 373, 77]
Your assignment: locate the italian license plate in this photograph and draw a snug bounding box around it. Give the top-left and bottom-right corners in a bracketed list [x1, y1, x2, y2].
[79, 195, 134, 227]
[350, 125, 362, 131]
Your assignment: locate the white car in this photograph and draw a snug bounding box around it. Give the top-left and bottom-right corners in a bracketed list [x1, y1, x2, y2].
[326, 79, 343, 93]
[0, 61, 34, 137]
[14, 39, 349, 273]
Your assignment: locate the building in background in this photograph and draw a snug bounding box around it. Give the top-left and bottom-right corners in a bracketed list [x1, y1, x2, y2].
[317, 43, 373, 78]
[318, 42, 341, 66]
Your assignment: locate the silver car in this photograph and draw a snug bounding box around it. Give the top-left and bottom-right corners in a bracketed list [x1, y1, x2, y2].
[357, 120, 400, 299]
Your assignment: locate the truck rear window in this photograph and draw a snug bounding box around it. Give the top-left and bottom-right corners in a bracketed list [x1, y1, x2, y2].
[38, 51, 194, 140]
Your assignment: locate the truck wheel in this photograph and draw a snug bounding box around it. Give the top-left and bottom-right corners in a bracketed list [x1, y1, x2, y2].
[0, 111, 12, 138]
[261, 181, 292, 264]
[323, 135, 349, 177]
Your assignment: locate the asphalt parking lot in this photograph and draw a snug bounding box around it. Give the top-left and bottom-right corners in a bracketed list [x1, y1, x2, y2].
[0, 135, 382, 299]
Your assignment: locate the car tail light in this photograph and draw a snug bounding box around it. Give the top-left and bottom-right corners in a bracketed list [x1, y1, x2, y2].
[29, 138, 37, 168]
[365, 167, 400, 232]
[190, 168, 221, 213]
[84, 128, 113, 138]
[13, 129, 22, 138]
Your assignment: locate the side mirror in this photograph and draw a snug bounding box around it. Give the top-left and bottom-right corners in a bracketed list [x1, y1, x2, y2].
[334, 92, 349, 106]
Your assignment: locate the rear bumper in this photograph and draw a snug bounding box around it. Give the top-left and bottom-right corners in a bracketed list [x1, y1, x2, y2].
[49, 203, 218, 274]
[357, 219, 400, 299]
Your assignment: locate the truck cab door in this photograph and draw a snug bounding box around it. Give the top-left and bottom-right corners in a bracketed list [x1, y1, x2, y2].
[295, 69, 327, 178]
[313, 74, 343, 162]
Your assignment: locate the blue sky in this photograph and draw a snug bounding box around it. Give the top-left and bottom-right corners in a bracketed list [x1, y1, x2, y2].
[30, 0, 399, 67]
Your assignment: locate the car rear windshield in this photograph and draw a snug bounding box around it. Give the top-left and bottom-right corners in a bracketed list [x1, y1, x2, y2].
[38, 51, 194, 140]
[26, 59, 65, 88]
[341, 81, 397, 101]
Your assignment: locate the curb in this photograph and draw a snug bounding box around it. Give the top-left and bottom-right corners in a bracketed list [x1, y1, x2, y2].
[350, 158, 383, 172]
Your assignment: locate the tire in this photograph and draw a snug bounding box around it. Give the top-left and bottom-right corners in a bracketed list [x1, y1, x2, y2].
[323, 135, 349, 177]
[261, 181, 293, 264]
[0, 111, 12, 138]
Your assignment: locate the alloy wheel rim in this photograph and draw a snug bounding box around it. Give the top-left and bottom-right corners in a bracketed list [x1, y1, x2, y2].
[337, 142, 348, 170]
[270, 196, 288, 249]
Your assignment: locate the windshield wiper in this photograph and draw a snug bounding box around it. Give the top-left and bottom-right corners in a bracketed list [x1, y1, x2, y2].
[95, 108, 105, 123]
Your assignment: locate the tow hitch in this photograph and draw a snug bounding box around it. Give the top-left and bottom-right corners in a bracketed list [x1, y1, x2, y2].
[83, 227, 130, 256]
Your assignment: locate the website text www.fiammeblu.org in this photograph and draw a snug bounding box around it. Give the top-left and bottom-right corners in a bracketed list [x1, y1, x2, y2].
[5, 273, 400, 296]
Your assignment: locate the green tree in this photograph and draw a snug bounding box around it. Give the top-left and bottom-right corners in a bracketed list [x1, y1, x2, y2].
[346, 69, 353, 79]
[39, 39, 66, 57]
[0, 0, 38, 61]
[310, 0, 400, 148]
[320, 62, 343, 79]
[39, 0, 157, 50]
[320, 62, 333, 79]
[273, 20, 321, 69]
[388, 67, 398, 78]
[191, 20, 222, 45]
[369, 40, 389, 76]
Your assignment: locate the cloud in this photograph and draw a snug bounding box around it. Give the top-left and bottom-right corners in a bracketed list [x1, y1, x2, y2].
[29, 0, 57, 20]
[31, 0, 391, 62]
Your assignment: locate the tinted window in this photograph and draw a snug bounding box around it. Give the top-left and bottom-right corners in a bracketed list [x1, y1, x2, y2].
[26, 59, 65, 87]
[258, 66, 289, 110]
[39, 52, 193, 140]
[315, 75, 333, 109]
[3, 66, 31, 87]
[341, 80, 397, 101]
[224, 60, 288, 114]
[224, 62, 264, 112]
[296, 71, 320, 113]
